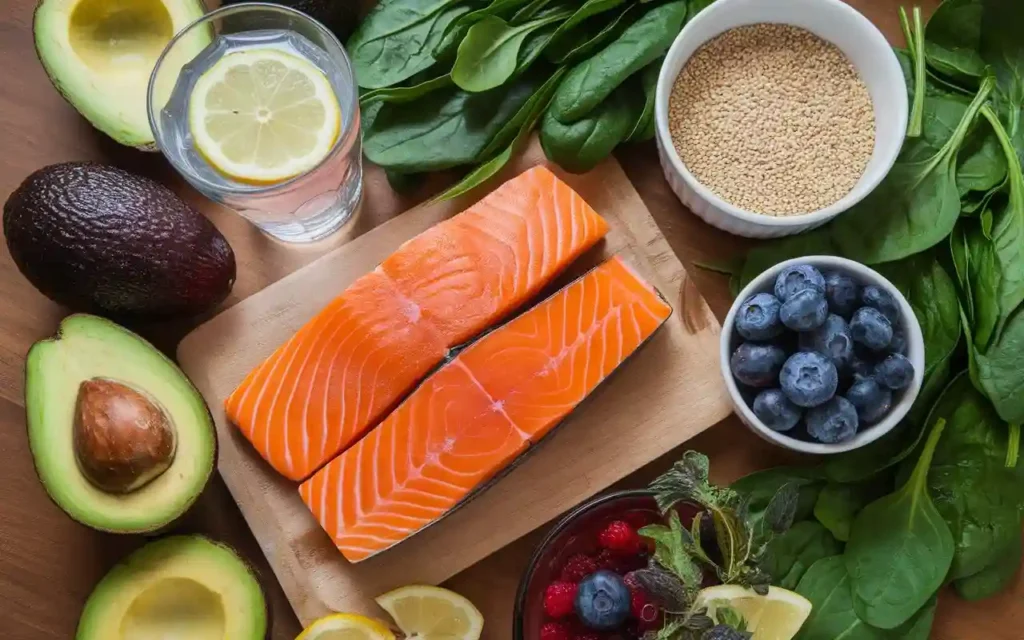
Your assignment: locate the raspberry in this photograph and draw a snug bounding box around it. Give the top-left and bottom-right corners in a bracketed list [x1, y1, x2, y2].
[541, 622, 571, 640]
[544, 581, 579, 618]
[624, 572, 662, 630]
[560, 553, 599, 583]
[599, 520, 641, 554]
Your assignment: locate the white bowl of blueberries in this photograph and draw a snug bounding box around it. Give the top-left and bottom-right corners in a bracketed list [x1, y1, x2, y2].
[721, 256, 925, 454]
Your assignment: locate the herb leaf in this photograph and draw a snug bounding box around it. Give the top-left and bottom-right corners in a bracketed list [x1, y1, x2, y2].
[650, 451, 738, 514]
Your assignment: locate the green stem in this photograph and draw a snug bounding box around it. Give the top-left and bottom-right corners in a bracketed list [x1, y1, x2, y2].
[910, 418, 947, 493]
[980, 104, 1024, 186]
[924, 75, 996, 176]
[1007, 425, 1020, 468]
[900, 6, 926, 137]
[898, 7, 915, 65]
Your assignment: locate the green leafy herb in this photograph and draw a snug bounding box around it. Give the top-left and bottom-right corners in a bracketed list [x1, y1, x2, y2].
[626, 58, 662, 142]
[639, 510, 705, 600]
[924, 0, 985, 87]
[632, 566, 690, 613]
[545, 4, 636, 65]
[549, 0, 687, 123]
[955, 536, 1023, 601]
[844, 418, 954, 630]
[540, 82, 639, 173]
[359, 75, 454, 105]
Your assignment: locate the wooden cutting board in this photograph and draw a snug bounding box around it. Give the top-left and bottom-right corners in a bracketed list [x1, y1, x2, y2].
[176, 142, 732, 621]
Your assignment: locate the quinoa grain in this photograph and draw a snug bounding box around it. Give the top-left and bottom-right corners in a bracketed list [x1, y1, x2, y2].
[668, 24, 875, 216]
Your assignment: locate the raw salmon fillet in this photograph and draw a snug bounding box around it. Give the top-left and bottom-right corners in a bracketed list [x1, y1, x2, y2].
[299, 257, 672, 562]
[226, 166, 609, 481]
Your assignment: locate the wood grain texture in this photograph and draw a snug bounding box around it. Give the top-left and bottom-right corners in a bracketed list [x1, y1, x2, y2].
[176, 141, 732, 619]
[0, 0, 1020, 639]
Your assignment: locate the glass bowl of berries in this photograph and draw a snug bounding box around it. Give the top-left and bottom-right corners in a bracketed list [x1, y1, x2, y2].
[722, 256, 925, 454]
[514, 489, 697, 640]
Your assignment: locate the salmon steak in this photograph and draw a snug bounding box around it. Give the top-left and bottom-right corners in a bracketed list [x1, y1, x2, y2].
[299, 257, 672, 562]
[226, 166, 609, 481]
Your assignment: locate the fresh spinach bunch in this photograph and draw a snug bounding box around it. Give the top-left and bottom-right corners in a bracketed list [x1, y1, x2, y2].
[350, 0, 713, 199]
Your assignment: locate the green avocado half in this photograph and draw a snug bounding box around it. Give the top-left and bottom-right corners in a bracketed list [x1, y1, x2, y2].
[77, 535, 268, 640]
[26, 314, 216, 533]
[33, 0, 208, 148]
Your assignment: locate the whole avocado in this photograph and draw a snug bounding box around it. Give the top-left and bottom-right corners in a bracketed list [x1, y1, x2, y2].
[4, 162, 236, 319]
[221, 0, 360, 40]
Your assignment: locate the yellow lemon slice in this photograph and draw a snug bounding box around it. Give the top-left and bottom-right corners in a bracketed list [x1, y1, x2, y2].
[189, 47, 341, 184]
[696, 585, 812, 640]
[376, 586, 484, 640]
[295, 613, 395, 640]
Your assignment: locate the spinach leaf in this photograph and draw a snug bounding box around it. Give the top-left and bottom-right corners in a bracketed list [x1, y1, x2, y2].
[549, 0, 688, 123]
[539, 82, 636, 173]
[433, 68, 565, 202]
[545, 0, 627, 53]
[813, 476, 893, 543]
[762, 521, 842, 590]
[348, 0, 471, 89]
[364, 73, 539, 172]
[451, 12, 569, 92]
[924, 0, 985, 87]
[731, 466, 826, 526]
[955, 535, 1022, 601]
[794, 556, 936, 640]
[956, 115, 1009, 195]
[980, 0, 1024, 129]
[432, 0, 535, 61]
[359, 75, 453, 105]
[832, 76, 995, 264]
[925, 372, 1024, 582]
[972, 310, 1024, 431]
[545, 4, 636, 65]
[509, 0, 553, 24]
[844, 418, 954, 630]
[689, 0, 717, 16]
[626, 58, 662, 142]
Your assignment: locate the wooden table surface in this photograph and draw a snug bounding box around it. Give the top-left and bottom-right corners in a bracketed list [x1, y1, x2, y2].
[2, 1, 1021, 638]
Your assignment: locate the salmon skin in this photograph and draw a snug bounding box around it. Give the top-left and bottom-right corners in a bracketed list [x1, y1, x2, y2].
[299, 257, 673, 562]
[226, 166, 609, 481]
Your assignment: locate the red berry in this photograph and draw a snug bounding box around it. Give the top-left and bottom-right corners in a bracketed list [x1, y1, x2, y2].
[544, 581, 578, 618]
[560, 553, 599, 583]
[573, 634, 602, 640]
[599, 520, 641, 554]
[541, 622, 571, 640]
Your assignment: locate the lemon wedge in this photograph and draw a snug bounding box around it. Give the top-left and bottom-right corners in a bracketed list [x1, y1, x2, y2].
[696, 585, 812, 640]
[376, 586, 484, 640]
[295, 613, 395, 640]
[189, 47, 341, 184]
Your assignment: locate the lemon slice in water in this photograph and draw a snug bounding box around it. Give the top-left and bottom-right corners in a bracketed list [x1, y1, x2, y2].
[189, 47, 341, 184]
[296, 613, 395, 640]
[697, 585, 812, 640]
[376, 586, 484, 640]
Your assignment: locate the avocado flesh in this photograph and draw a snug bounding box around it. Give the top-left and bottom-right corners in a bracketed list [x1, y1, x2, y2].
[34, 0, 208, 148]
[77, 535, 267, 640]
[26, 314, 215, 532]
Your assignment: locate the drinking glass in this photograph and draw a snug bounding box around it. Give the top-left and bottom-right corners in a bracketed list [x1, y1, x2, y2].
[148, 2, 362, 243]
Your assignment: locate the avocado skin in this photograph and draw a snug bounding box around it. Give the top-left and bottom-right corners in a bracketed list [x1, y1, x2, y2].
[222, 0, 360, 40]
[4, 162, 236, 320]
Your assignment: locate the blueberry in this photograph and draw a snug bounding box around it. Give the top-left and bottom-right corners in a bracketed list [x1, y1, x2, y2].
[780, 289, 829, 331]
[861, 285, 900, 324]
[735, 293, 784, 341]
[823, 271, 860, 318]
[850, 354, 876, 381]
[850, 307, 893, 350]
[774, 264, 826, 302]
[806, 396, 859, 444]
[888, 327, 908, 355]
[703, 625, 748, 640]
[875, 353, 915, 390]
[752, 389, 802, 432]
[798, 314, 854, 370]
[846, 378, 893, 424]
[575, 570, 631, 630]
[780, 351, 838, 407]
[730, 343, 787, 388]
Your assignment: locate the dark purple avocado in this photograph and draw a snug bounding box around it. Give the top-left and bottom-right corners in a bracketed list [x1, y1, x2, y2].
[3, 162, 236, 319]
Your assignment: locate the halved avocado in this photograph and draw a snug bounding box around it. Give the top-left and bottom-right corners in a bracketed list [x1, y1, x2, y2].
[33, 0, 208, 148]
[77, 535, 268, 640]
[26, 314, 215, 532]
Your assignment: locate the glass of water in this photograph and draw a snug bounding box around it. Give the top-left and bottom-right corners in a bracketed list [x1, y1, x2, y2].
[148, 2, 362, 243]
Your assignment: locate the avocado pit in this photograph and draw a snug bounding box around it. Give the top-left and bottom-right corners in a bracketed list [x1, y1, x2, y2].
[73, 377, 177, 494]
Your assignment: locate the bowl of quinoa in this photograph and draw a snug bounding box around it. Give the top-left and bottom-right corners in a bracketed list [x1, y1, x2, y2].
[654, 0, 908, 238]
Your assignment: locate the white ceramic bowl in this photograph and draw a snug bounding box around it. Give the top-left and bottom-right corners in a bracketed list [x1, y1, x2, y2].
[654, 0, 908, 238]
[721, 257, 925, 455]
